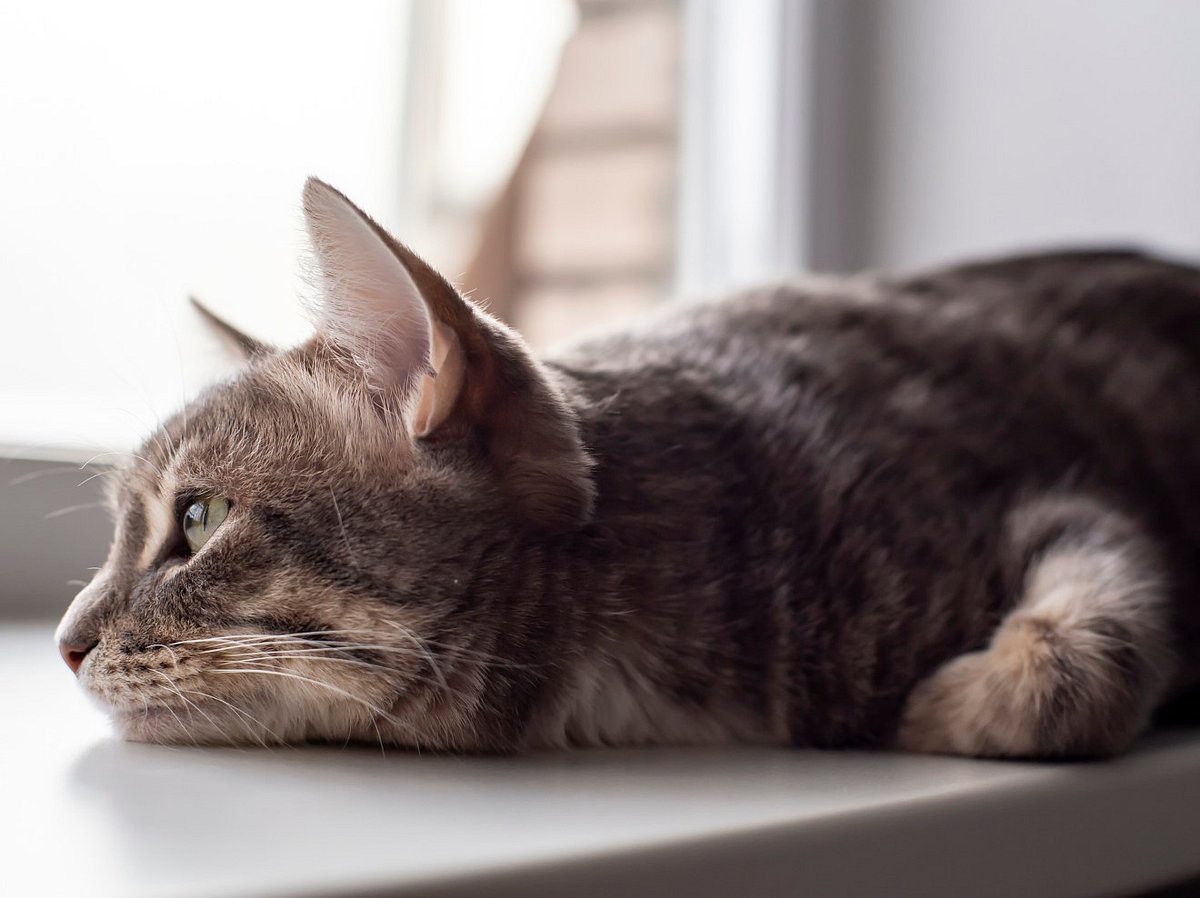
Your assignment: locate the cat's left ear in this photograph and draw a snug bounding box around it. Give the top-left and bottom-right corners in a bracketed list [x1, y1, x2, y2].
[190, 296, 270, 359]
[302, 177, 596, 529]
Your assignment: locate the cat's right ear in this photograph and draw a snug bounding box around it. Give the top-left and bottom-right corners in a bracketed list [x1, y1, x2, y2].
[300, 178, 453, 422]
[190, 296, 270, 360]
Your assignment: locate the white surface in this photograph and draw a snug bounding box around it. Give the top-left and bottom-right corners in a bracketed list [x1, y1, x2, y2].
[3, 624, 1200, 897]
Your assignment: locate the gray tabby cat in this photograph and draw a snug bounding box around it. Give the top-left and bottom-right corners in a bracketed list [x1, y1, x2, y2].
[56, 179, 1200, 757]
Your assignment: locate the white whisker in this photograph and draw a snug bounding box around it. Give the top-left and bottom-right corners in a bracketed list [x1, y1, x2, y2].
[145, 643, 181, 664]
[8, 465, 104, 487]
[330, 486, 353, 557]
[171, 628, 538, 670]
[77, 469, 122, 488]
[180, 687, 280, 749]
[384, 623, 449, 692]
[144, 671, 201, 746]
[223, 651, 387, 672]
[44, 501, 107, 520]
[212, 664, 419, 737]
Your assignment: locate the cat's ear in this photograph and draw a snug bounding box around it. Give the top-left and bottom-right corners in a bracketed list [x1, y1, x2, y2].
[302, 178, 464, 435]
[190, 296, 270, 360]
[302, 177, 596, 528]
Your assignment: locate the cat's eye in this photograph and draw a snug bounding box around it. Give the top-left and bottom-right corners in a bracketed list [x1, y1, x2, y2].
[182, 497, 230, 554]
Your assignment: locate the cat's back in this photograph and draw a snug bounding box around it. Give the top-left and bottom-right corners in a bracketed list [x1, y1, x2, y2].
[555, 248, 1200, 383]
[554, 249, 1200, 442]
[551, 247, 1200, 554]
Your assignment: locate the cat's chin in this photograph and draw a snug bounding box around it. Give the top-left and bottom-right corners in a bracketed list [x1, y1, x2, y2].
[108, 701, 269, 747]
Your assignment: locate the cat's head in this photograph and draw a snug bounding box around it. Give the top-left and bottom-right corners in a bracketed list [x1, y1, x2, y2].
[55, 179, 595, 750]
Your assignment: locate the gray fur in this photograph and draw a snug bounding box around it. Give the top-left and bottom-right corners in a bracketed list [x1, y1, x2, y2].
[56, 184, 1200, 758]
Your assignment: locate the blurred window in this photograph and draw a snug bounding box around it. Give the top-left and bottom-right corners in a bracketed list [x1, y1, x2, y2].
[464, 0, 684, 348]
[0, 0, 580, 458]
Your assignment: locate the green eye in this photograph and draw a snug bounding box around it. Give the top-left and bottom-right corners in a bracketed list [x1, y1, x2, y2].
[182, 497, 230, 553]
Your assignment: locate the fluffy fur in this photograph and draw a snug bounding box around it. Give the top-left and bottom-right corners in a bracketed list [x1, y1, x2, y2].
[56, 180, 1200, 757]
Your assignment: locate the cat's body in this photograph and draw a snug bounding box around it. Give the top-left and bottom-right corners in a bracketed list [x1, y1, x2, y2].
[56, 181, 1200, 758]
[541, 251, 1200, 754]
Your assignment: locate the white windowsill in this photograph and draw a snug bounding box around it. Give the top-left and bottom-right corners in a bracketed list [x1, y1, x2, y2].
[3, 622, 1199, 898]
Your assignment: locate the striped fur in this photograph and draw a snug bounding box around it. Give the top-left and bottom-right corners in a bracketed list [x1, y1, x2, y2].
[56, 183, 1200, 757]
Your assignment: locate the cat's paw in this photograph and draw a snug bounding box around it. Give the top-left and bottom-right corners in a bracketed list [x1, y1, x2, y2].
[895, 650, 1005, 756]
[898, 603, 1165, 759]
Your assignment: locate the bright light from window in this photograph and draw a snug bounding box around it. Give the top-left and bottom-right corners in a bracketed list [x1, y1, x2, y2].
[0, 0, 573, 461]
[0, 1, 409, 458]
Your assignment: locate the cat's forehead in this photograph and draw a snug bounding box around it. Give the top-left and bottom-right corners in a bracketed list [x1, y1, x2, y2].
[121, 348, 404, 505]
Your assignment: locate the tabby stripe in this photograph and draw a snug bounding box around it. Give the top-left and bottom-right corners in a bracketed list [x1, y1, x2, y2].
[256, 506, 399, 602]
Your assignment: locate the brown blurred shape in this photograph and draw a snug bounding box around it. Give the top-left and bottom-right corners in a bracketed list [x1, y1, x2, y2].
[463, 0, 682, 349]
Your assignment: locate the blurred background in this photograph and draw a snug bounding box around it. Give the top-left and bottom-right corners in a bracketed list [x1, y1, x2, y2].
[2, 0, 1199, 459]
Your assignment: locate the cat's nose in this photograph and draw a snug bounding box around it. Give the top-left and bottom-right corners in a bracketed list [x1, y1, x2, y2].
[59, 639, 97, 675]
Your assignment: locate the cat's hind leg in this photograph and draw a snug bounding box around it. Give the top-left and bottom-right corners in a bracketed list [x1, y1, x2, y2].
[896, 496, 1177, 758]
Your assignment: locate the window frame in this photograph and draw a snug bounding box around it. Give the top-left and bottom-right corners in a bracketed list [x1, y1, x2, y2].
[674, 0, 862, 295]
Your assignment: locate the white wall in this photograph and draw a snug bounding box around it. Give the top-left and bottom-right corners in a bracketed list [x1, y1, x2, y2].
[820, 0, 1200, 272]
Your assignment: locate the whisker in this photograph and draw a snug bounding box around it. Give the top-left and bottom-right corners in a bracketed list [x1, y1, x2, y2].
[173, 629, 540, 670]
[199, 645, 428, 687]
[212, 665, 420, 737]
[168, 313, 190, 450]
[81, 448, 163, 479]
[222, 651, 390, 672]
[213, 643, 418, 658]
[145, 643, 182, 664]
[194, 639, 417, 657]
[167, 629, 382, 647]
[77, 469, 122, 488]
[150, 669, 220, 729]
[198, 638, 494, 670]
[8, 464, 107, 487]
[211, 647, 458, 697]
[128, 451, 165, 478]
[383, 624, 449, 692]
[144, 671, 201, 746]
[329, 486, 353, 557]
[44, 501, 107, 520]
[180, 687, 280, 749]
[380, 623, 546, 670]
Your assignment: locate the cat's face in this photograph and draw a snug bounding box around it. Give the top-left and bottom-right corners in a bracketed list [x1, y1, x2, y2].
[55, 179, 594, 750]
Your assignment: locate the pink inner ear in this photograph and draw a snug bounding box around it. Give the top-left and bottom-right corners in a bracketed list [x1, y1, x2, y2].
[302, 178, 433, 394]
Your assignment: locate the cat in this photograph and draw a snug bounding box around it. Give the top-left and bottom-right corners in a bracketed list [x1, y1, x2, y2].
[55, 178, 1200, 757]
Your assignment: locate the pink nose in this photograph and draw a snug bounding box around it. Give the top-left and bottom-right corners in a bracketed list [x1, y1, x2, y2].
[59, 640, 96, 675]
